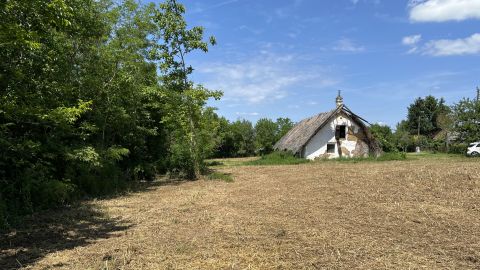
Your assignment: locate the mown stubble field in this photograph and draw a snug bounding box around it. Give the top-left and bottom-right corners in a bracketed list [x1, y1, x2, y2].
[2, 156, 480, 269]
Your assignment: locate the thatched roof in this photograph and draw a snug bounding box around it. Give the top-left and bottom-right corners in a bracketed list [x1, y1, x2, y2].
[274, 105, 381, 155]
[274, 108, 338, 154]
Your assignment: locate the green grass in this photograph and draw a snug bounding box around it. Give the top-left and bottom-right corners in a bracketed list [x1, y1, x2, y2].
[207, 172, 234, 182]
[205, 157, 260, 167]
[204, 160, 224, 167]
[206, 151, 471, 169]
[243, 152, 310, 166]
[316, 152, 408, 163]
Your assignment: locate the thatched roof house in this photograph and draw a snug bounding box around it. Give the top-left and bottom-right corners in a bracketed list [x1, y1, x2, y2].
[274, 92, 381, 159]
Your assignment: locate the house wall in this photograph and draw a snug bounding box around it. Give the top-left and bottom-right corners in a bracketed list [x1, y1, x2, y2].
[303, 113, 370, 160]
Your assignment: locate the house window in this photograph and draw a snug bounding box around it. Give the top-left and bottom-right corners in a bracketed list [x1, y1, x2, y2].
[335, 125, 346, 139]
[327, 143, 335, 153]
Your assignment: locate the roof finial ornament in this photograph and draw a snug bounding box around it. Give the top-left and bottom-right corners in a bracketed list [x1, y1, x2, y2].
[336, 90, 343, 107]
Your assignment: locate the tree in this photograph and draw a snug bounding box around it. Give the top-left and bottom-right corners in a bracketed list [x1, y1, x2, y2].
[406, 95, 450, 137]
[230, 120, 255, 157]
[436, 111, 455, 152]
[276, 118, 294, 141]
[0, 0, 221, 227]
[394, 121, 414, 152]
[151, 0, 219, 178]
[255, 118, 278, 155]
[370, 124, 396, 152]
[451, 98, 480, 143]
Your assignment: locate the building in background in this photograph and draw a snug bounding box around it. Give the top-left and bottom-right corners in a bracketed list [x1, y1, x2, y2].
[274, 92, 381, 159]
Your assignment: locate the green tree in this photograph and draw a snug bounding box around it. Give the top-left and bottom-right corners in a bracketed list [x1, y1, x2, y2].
[275, 117, 294, 141]
[451, 98, 480, 143]
[151, 0, 219, 179]
[436, 111, 455, 152]
[210, 117, 235, 158]
[406, 95, 450, 137]
[394, 120, 414, 152]
[230, 120, 255, 157]
[255, 118, 278, 154]
[370, 124, 396, 152]
[0, 0, 221, 227]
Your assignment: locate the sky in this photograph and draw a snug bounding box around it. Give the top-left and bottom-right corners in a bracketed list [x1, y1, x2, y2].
[149, 0, 480, 127]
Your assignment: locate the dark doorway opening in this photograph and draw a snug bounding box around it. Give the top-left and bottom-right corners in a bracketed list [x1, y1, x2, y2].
[336, 125, 346, 139]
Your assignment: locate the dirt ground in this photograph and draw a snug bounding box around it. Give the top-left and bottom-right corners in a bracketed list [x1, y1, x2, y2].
[2, 156, 480, 269]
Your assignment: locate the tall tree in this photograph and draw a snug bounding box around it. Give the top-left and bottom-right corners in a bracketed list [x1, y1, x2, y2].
[275, 117, 294, 141]
[151, 0, 219, 179]
[394, 120, 414, 152]
[255, 118, 278, 155]
[0, 0, 221, 227]
[406, 95, 450, 137]
[436, 111, 455, 151]
[451, 98, 480, 143]
[230, 120, 255, 157]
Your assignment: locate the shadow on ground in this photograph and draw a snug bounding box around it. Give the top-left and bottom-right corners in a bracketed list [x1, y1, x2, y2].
[0, 203, 132, 269]
[0, 178, 193, 269]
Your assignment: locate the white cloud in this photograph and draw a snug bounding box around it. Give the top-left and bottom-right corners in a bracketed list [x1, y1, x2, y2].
[402, 34, 422, 45]
[423, 33, 480, 56]
[196, 52, 337, 104]
[402, 34, 422, 54]
[401, 33, 480, 56]
[190, 0, 239, 14]
[333, 38, 365, 52]
[409, 0, 480, 22]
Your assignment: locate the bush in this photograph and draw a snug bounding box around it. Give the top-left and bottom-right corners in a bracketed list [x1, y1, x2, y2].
[244, 151, 310, 166]
[448, 143, 468, 154]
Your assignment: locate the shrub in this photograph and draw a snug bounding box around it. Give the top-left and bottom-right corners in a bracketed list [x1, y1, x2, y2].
[448, 143, 468, 154]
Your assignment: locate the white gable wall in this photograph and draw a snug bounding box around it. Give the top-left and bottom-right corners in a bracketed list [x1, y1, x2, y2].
[303, 113, 363, 160]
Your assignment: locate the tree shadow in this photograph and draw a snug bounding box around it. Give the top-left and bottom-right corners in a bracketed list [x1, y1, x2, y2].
[0, 203, 132, 269]
[0, 178, 194, 269]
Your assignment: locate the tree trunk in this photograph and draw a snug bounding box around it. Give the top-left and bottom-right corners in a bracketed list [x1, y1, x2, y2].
[189, 114, 200, 179]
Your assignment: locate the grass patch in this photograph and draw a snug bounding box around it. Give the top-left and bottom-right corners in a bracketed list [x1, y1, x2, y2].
[321, 152, 408, 163]
[244, 152, 310, 166]
[205, 157, 260, 167]
[207, 172, 234, 182]
[204, 160, 224, 167]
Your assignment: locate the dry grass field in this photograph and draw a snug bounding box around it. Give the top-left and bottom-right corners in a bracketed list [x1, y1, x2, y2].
[2, 155, 480, 269]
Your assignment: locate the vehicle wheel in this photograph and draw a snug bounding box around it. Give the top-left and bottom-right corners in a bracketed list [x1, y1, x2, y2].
[472, 152, 480, 157]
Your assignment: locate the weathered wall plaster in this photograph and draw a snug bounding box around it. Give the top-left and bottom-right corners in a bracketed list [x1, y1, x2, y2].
[303, 113, 370, 160]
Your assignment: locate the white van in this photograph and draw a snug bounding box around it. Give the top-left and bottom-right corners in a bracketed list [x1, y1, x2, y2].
[467, 142, 480, 156]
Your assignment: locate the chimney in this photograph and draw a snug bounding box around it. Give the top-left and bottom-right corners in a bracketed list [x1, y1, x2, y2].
[336, 90, 343, 107]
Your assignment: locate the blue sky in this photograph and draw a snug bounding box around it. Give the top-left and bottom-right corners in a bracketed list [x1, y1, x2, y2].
[151, 0, 480, 127]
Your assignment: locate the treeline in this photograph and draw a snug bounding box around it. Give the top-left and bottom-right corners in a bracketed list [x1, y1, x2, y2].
[371, 95, 480, 153]
[0, 0, 223, 227]
[212, 118, 294, 158]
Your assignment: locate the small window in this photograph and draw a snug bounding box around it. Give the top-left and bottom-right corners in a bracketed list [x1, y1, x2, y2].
[335, 125, 346, 139]
[327, 143, 335, 153]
